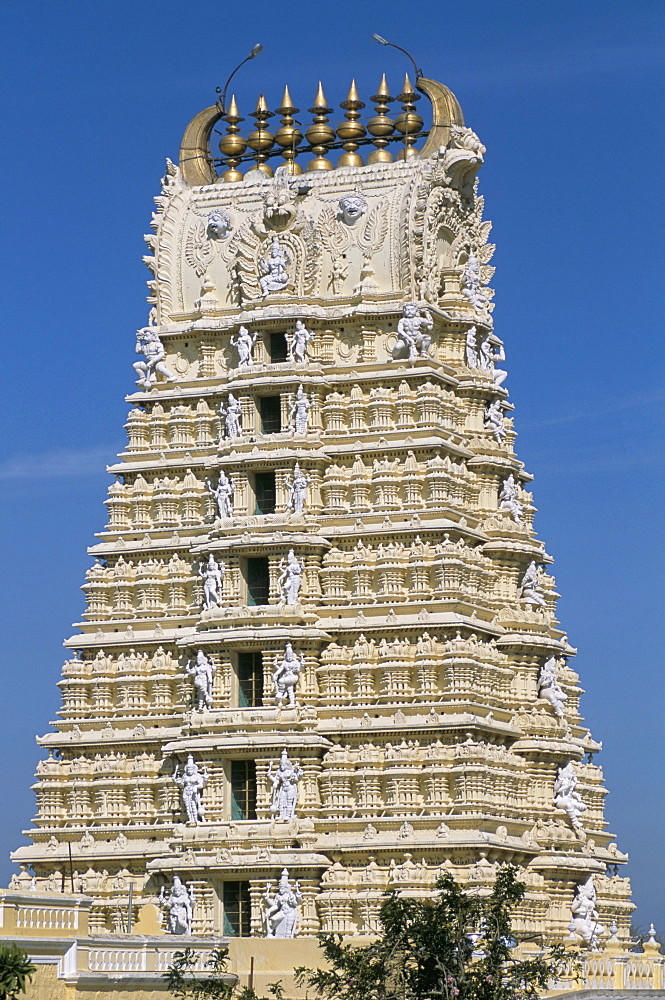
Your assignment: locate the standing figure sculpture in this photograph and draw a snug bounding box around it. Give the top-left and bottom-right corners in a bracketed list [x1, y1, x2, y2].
[461, 252, 489, 311]
[263, 869, 302, 938]
[199, 554, 224, 609]
[286, 462, 311, 515]
[133, 328, 176, 389]
[220, 393, 242, 439]
[391, 303, 433, 361]
[290, 387, 311, 435]
[230, 326, 258, 368]
[259, 236, 291, 297]
[484, 398, 506, 443]
[520, 560, 547, 607]
[272, 643, 305, 708]
[465, 325, 479, 367]
[173, 755, 208, 825]
[553, 761, 586, 831]
[287, 321, 313, 364]
[208, 471, 234, 519]
[538, 655, 567, 720]
[268, 749, 303, 820]
[478, 332, 507, 386]
[159, 876, 194, 935]
[498, 474, 523, 522]
[278, 549, 305, 606]
[186, 650, 216, 711]
[568, 877, 604, 948]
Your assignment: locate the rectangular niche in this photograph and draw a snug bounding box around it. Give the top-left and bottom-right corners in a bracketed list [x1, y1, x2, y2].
[222, 880, 251, 936]
[259, 395, 282, 434]
[237, 651, 264, 707]
[230, 760, 257, 821]
[253, 471, 276, 515]
[269, 331, 288, 363]
[245, 557, 270, 605]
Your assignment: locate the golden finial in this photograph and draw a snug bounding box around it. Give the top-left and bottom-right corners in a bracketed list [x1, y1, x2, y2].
[247, 92, 275, 176]
[337, 79, 366, 168]
[367, 74, 395, 164]
[395, 73, 423, 160]
[254, 93, 270, 115]
[275, 85, 303, 174]
[375, 73, 391, 100]
[306, 81, 335, 171]
[218, 94, 246, 182]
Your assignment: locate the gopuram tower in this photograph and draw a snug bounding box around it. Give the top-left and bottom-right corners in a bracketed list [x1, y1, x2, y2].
[6, 62, 649, 992]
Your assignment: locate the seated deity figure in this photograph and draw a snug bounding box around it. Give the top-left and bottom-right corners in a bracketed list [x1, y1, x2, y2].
[520, 560, 546, 607]
[568, 876, 604, 949]
[263, 869, 302, 938]
[538, 655, 567, 720]
[391, 303, 434, 361]
[461, 252, 489, 311]
[199, 554, 224, 609]
[230, 326, 258, 367]
[286, 462, 311, 515]
[133, 327, 176, 389]
[268, 749, 303, 820]
[484, 397, 506, 443]
[553, 761, 586, 831]
[287, 321, 313, 364]
[272, 643, 305, 708]
[259, 236, 291, 297]
[173, 755, 208, 825]
[208, 471, 234, 519]
[278, 549, 305, 605]
[159, 876, 194, 935]
[220, 393, 242, 439]
[290, 386, 311, 435]
[498, 474, 523, 522]
[186, 650, 216, 711]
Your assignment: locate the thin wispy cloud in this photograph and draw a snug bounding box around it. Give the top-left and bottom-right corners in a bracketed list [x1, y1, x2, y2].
[0, 445, 120, 481]
[521, 388, 665, 430]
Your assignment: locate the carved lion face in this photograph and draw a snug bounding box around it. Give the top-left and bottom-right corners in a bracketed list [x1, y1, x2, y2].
[206, 209, 231, 240]
[339, 193, 368, 225]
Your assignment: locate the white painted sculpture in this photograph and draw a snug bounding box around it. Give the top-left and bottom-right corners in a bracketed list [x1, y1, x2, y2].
[568, 876, 604, 948]
[484, 398, 506, 443]
[206, 209, 232, 240]
[290, 386, 311, 435]
[461, 252, 489, 311]
[478, 332, 507, 386]
[278, 549, 304, 605]
[465, 325, 479, 367]
[538, 655, 567, 720]
[392, 303, 434, 361]
[338, 192, 368, 226]
[208, 471, 234, 519]
[498, 474, 523, 522]
[520, 560, 546, 607]
[287, 321, 313, 364]
[553, 761, 586, 831]
[272, 643, 305, 708]
[220, 393, 242, 439]
[259, 236, 291, 297]
[186, 650, 216, 711]
[133, 328, 176, 389]
[286, 462, 311, 515]
[159, 876, 194, 935]
[263, 868, 302, 937]
[173, 755, 208, 825]
[199, 554, 224, 609]
[268, 749, 303, 820]
[230, 326, 258, 367]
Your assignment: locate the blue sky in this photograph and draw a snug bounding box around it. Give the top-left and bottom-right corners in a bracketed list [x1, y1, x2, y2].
[1, 0, 663, 932]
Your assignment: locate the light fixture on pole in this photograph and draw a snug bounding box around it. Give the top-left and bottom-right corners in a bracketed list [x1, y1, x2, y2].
[216, 44, 264, 114]
[371, 34, 423, 80]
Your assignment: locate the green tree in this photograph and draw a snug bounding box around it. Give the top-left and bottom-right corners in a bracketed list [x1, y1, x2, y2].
[165, 947, 284, 1000]
[296, 866, 575, 1000]
[0, 944, 36, 1000]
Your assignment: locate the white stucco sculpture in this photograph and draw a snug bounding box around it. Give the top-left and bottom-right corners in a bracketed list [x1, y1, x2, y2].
[159, 876, 194, 935]
[133, 328, 176, 389]
[206, 209, 232, 240]
[287, 321, 313, 364]
[461, 252, 489, 312]
[268, 749, 303, 820]
[230, 326, 258, 367]
[553, 761, 586, 831]
[290, 386, 311, 435]
[286, 462, 311, 515]
[272, 643, 305, 708]
[484, 398, 506, 443]
[186, 649, 216, 711]
[173, 755, 208, 825]
[199, 554, 224, 609]
[278, 549, 305, 605]
[538, 655, 567, 720]
[220, 393, 242, 439]
[391, 303, 434, 361]
[568, 876, 604, 949]
[263, 868, 302, 937]
[338, 192, 368, 226]
[520, 560, 546, 607]
[465, 325, 479, 367]
[259, 236, 291, 297]
[498, 474, 523, 522]
[478, 332, 507, 386]
[208, 471, 234, 519]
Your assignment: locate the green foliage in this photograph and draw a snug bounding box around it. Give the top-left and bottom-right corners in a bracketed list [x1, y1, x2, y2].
[0, 944, 36, 1000]
[165, 947, 283, 1000]
[296, 866, 574, 1000]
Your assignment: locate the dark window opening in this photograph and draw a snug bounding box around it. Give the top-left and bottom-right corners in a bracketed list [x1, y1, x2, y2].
[230, 760, 257, 821]
[259, 395, 281, 434]
[246, 557, 270, 605]
[269, 332, 288, 363]
[254, 472, 276, 515]
[223, 880, 251, 936]
[237, 652, 263, 707]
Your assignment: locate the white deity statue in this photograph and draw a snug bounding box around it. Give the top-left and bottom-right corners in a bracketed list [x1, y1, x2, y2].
[553, 761, 586, 831]
[186, 649, 216, 711]
[538, 655, 567, 720]
[329, 254, 348, 294]
[268, 749, 303, 820]
[173, 755, 208, 825]
[287, 321, 313, 364]
[478, 331, 507, 386]
[278, 549, 305, 605]
[465, 325, 479, 367]
[338, 192, 368, 226]
[208, 471, 234, 519]
[220, 393, 242, 439]
[498, 474, 523, 522]
[133, 328, 176, 389]
[199, 554, 224, 609]
[259, 236, 291, 297]
[568, 876, 604, 949]
[290, 386, 311, 435]
[286, 462, 311, 515]
[484, 398, 506, 443]
[520, 560, 546, 607]
[263, 869, 302, 938]
[272, 643, 305, 708]
[392, 303, 434, 361]
[159, 876, 194, 935]
[461, 252, 489, 311]
[230, 326, 258, 367]
[206, 208, 232, 240]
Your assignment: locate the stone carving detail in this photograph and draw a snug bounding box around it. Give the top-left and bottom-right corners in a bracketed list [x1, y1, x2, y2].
[207, 209, 232, 240]
[339, 193, 368, 226]
[133, 328, 176, 389]
[230, 326, 258, 368]
[278, 549, 304, 605]
[498, 474, 523, 522]
[185, 209, 232, 278]
[220, 393, 242, 439]
[287, 321, 313, 364]
[186, 649, 216, 711]
[159, 876, 194, 934]
[199, 554, 224, 609]
[538, 655, 567, 720]
[272, 643, 304, 707]
[173, 755, 208, 825]
[391, 303, 434, 362]
[478, 331, 507, 385]
[259, 236, 291, 297]
[520, 560, 546, 607]
[568, 876, 604, 948]
[444, 125, 486, 196]
[263, 868, 302, 937]
[484, 398, 506, 442]
[461, 252, 490, 312]
[208, 471, 234, 519]
[290, 387, 311, 435]
[268, 749, 303, 820]
[286, 462, 311, 514]
[553, 761, 586, 831]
